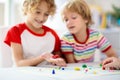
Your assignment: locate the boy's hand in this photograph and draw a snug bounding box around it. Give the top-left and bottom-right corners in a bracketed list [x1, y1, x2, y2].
[41, 53, 53, 60]
[102, 57, 120, 70]
[41, 53, 66, 67]
[50, 57, 67, 67]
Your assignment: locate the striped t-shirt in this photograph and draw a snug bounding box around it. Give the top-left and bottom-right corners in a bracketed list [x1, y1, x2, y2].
[61, 28, 111, 62]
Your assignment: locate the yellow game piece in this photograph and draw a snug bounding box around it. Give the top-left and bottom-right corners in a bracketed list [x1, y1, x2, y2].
[93, 71, 97, 74]
[74, 67, 80, 71]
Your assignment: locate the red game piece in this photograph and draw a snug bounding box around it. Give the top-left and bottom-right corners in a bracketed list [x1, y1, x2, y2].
[102, 67, 105, 70]
[52, 54, 60, 59]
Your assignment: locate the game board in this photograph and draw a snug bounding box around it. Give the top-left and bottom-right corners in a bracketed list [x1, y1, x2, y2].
[17, 63, 120, 80]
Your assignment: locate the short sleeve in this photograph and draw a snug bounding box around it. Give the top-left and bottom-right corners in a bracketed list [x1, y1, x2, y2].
[97, 32, 111, 52]
[4, 27, 21, 46]
[50, 29, 61, 52]
[61, 34, 73, 54]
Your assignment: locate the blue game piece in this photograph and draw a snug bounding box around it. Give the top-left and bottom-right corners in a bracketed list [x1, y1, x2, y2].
[52, 69, 55, 74]
[61, 67, 65, 70]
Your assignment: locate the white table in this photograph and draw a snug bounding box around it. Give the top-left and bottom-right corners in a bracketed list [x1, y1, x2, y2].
[0, 62, 120, 80]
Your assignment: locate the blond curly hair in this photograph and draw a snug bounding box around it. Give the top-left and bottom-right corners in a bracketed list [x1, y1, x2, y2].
[22, 0, 56, 16]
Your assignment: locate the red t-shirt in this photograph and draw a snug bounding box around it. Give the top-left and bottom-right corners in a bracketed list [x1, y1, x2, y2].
[4, 23, 60, 60]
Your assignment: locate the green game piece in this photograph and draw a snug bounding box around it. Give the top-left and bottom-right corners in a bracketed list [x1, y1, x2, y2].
[100, 64, 102, 67]
[82, 64, 87, 68]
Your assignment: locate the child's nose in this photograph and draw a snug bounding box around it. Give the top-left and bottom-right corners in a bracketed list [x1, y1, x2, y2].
[39, 15, 44, 21]
[67, 20, 72, 25]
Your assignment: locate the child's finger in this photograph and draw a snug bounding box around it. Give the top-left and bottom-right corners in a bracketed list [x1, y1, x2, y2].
[102, 58, 113, 66]
[54, 58, 66, 67]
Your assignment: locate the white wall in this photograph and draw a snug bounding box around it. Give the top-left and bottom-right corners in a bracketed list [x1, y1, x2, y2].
[0, 27, 13, 67]
[45, 0, 68, 37]
[45, 0, 120, 37]
[85, 0, 120, 12]
[0, 0, 120, 36]
[0, 3, 4, 26]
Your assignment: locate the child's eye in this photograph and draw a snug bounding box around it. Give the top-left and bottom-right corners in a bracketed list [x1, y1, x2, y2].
[44, 13, 49, 16]
[36, 11, 40, 14]
[64, 18, 68, 22]
[72, 16, 77, 19]
[34, 10, 41, 14]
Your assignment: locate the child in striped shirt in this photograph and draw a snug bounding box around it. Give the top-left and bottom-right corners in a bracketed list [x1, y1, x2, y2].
[60, 0, 117, 63]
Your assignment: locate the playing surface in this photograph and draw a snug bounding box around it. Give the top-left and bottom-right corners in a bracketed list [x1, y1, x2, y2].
[18, 63, 120, 78]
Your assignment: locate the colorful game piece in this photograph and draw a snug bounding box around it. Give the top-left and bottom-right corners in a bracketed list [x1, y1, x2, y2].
[89, 67, 92, 70]
[55, 67, 61, 70]
[74, 67, 80, 71]
[52, 54, 60, 59]
[85, 68, 88, 73]
[82, 64, 87, 68]
[61, 67, 65, 70]
[93, 71, 97, 74]
[99, 64, 102, 67]
[102, 67, 105, 70]
[52, 69, 55, 74]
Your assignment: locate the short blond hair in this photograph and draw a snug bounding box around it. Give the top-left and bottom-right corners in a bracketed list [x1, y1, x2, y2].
[61, 0, 93, 26]
[22, 0, 56, 16]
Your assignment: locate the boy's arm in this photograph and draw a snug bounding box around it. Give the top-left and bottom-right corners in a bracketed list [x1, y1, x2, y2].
[11, 42, 44, 66]
[64, 53, 76, 63]
[104, 47, 118, 57]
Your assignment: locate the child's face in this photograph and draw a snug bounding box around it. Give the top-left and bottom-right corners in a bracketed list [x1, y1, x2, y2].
[26, 1, 49, 29]
[63, 11, 88, 34]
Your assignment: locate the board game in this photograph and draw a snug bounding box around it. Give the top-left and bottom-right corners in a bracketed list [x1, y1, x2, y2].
[17, 63, 120, 80]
